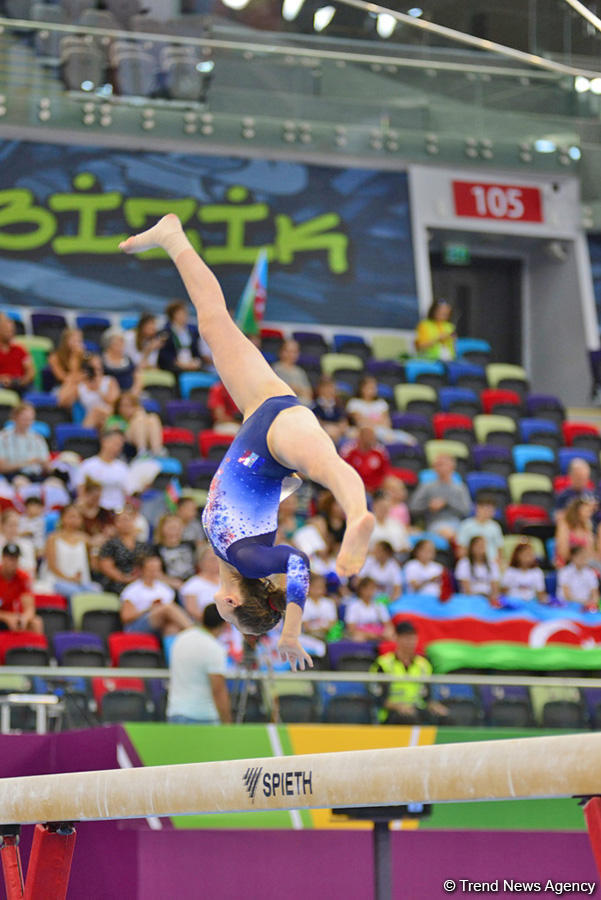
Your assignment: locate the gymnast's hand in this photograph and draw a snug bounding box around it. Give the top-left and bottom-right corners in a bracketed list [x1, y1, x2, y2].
[277, 635, 314, 672]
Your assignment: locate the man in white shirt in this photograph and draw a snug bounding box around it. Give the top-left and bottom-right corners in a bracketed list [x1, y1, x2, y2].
[75, 430, 130, 512]
[167, 603, 232, 724]
[120, 554, 192, 635]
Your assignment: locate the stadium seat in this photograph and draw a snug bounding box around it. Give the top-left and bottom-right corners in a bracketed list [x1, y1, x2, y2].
[446, 362, 487, 392]
[53, 632, 107, 667]
[322, 695, 377, 724]
[512, 444, 557, 478]
[441, 698, 482, 726]
[61, 38, 106, 92]
[187, 459, 219, 490]
[31, 311, 67, 343]
[526, 394, 565, 427]
[432, 412, 474, 445]
[0, 388, 19, 425]
[297, 355, 322, 388]
[292, 331, 329, 357]
[75, 315, 111, 347]
[519, 418, 560, 451]
[277, 694, 317, 723]
[366, 360, 404, 389]
[558, 447, 598, 477]
[163, 50, 209, 102]
[424, 439, 469, 472]
[0, 632, 49, 666]
[152, 457, 183, 491]
[259, 328, 284, 356]
[438, 387, 481, 417]
[471, 445, 513, 478]
[508, 473, 554, 510]
[35, 594, 70, 644]
[165, 400, 211, 433]
[482, 686, 534, 727]
[92, 676, 149, 723]
[386, 443, 425, 473]
[405, 359, 446, 388]
[473, 414, 516, 449]
[371, 334, 411, 360]
[141, 369, 177, 407]
[465, 472, 509, 507]
[162, 427, 196, 468]
[394, 384, 437, 416]
[504, 504, 550, 533]
[32, 3, 66, 56]
[332, 334, 372, 362]
[321, 352, 364, 378]
[418, 468, 462, 485]
[562, 422, 601, 454]
[179, 371, 218, 403]
[23, 392, 70, 428]
[486, 363, 528, 398]
[54, 424, 99, 455]
[391, 412, 433, 443]
[198, 430, 234, 459]
[455, 337, 492, 366]
[480, 388, 522, 420]
[108, 633, 163, 668]
[541, 700, 587, 729]
[70, 591, 121, 630]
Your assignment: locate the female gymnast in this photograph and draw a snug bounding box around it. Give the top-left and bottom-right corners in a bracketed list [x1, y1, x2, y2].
[119, 215, 374, 671]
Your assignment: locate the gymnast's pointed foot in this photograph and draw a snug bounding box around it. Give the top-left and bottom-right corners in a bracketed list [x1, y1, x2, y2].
[119, 213, 185, 255]
[336, 511, 375, 578]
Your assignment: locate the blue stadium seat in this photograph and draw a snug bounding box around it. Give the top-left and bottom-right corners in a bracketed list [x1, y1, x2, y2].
[465, 471, 509, 503]
[54, 424, 99, 454]
[446, 361, 487, 391]
[438, 386, 480, 416]
[558, 447, 598, 476]
[418, 468, 462, 484]
[512, 444, 556, 475]
[405, 359, 446, 387]
[179, 371, 219, 400]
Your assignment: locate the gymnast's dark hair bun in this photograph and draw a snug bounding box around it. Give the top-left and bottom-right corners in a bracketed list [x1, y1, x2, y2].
[234, 576, 286, 635]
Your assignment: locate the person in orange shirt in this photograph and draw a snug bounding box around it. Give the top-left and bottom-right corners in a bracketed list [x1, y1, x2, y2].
[414, 299, 456, 361]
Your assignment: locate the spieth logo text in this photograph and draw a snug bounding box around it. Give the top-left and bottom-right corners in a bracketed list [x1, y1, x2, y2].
[243, 767, 313, 803]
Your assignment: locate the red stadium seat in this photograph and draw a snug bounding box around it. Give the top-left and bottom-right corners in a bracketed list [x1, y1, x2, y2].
[432, 412, 474, 440]
[162, 427, 195, 445]
[562, 422, 600, 445]
[92, 676, 145, 708]
[260, 328, 284, 340]
[107, 633, 161, 668]
[34, 593, 68, 610]
[388, 467, 418, 487]
[481, 389, 522, 415]
[198, 430, 234, 459]
[0, 632, 49, 664]
[553, 475, 594, 493]
[505, 504, 550, 533]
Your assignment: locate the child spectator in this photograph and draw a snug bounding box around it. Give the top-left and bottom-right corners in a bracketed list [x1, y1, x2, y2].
[456, 494, 504, 565]
[369, 490, 409, 554]
[77, 356, 120, 430]
[312, 375, 347, 444]
[455, 535, 500, 602]
[75, 429, 130, 512]
[557, 546, 600, 610]
[42, 505, 101, 600]
[120, 553, 192, 636]
[381, 475, 410, 528]
[176, 496, 205, 549]
[344, 576, 393, 641]
[181, 546, 220, 621]
[403, 539, 443, 599]
[106, 392, 164, 459]
[18, 496, 46, 559]
[0, 508, 36, 579]
[302, 573, 338, 639]
[0, 544, 43, 634]
[361, 540, 403, 600]
[153, 513, 197, 591]
[501, 541, 546, 604]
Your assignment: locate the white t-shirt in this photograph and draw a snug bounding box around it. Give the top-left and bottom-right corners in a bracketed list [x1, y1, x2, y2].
[181, 574, 218, 615]
[346, 397, 389, 425]
[75, 456, 130, 511]
[303, 595, 338, 630]
[77, 377, 113, 414]
[557, 564, 599, 603]
[124, 330, 159, 368]
[501, 566, 545, 601]
[293, 523, 327, 558]
[166, 627, 227, 722]
[345, 598, 390, 626]
[361, 556, 403, 593]
[403, 559, 443, 598]
[455, 558, 500, 597]
[369, 518, 409, 554]
[121, 578, 175, 613]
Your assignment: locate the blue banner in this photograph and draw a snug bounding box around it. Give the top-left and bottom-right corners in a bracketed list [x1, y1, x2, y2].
[0, 140, 418, 328]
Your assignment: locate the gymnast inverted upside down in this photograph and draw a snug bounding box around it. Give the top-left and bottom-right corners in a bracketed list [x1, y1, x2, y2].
[120, 215, 374, 671]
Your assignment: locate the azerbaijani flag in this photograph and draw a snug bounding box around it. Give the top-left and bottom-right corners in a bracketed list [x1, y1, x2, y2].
[165, 478, 182, 512]
[235, 249, 268, 336]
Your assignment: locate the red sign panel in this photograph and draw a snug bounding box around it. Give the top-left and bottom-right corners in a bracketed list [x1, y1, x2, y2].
[452, 181, 543, 223]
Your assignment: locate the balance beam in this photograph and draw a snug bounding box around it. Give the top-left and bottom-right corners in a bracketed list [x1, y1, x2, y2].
[0, 732, 600, 825]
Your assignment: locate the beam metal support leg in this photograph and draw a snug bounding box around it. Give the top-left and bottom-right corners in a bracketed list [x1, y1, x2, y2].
[373, 820, 392, 900]
[0, 826, 24, 900]
[23, 823, 76, 900]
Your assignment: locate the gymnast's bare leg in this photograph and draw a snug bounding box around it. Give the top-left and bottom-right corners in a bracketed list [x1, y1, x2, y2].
[119, 215, 374, 577]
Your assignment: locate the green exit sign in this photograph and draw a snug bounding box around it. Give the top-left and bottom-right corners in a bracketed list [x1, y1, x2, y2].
[444, 242, 471, 265]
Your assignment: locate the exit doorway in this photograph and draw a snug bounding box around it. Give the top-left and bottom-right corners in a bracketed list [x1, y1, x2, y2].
[429, 254, 523, 365]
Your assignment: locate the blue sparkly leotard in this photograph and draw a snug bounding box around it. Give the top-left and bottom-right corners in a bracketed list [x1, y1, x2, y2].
[202, 395, 309, 609]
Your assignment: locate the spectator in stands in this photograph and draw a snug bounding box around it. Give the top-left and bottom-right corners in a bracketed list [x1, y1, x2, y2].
[18, 497, 46, 560]
[302, 573, 338, 639]
[158, 300, 203, 374]
[455, 536, 500, 602]
[0, 509, 36, 579]
[344, 576, 393, 641]
[0, 313, 34, 392]
[166, 602, 232, 724]
[381, 475, 410, 528]
[317, 492, 346, 545]
[414, 299, 456, 361]
[106, 392, 164, 458]
[456, 494, 504, 565]
[120, 553, 192, 636]
[101, 327, 138, 392]
[153, 513, 197, 591]
[76, 476, 116, 553]
[176, 497, 205, 549]
[207, 380, 241, 434]
[403, 539, 443, 599]
[340, 426, 390, 493]
[346, 375, 415, 445]
[97, 505, 147, 594]
[77, 356, 120, 430]
[408, 454, 471, 539]
[312, 375, 347, 443]
[75, 429, 130, 512]
[124, 314, 165, 369]
[369, 490, 409, 554]
[182, 545, 220, 621]
[43, 504, 101, 599]
[370, 621, 448, 724]
[501, 541, 546, 604]
[557, 546, 600, 610]
[276, 493, 303, 544]
[0, 544, 43, 634]
[272, 339, 312, 405]
[361, 540, 403, 600]
[0, 402, 50, 480]
[48, 327, 90, 408]
[554, 497, 599, 568]
[555, 458, 599, 518]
